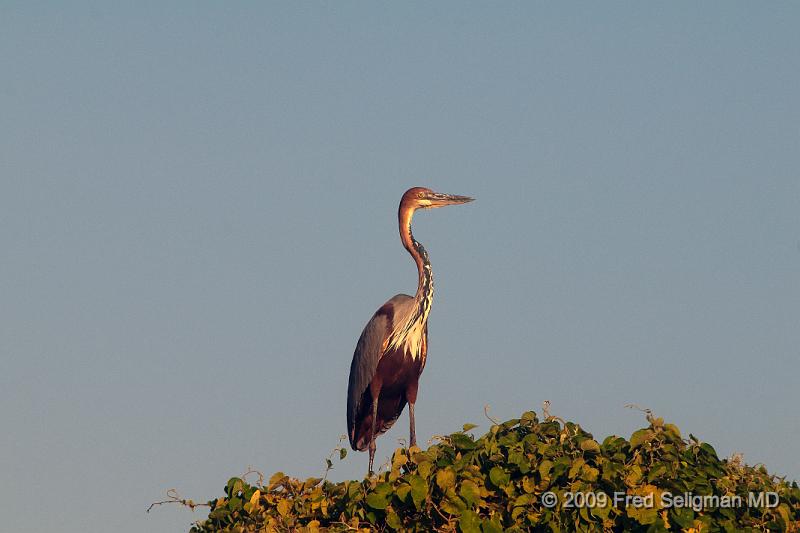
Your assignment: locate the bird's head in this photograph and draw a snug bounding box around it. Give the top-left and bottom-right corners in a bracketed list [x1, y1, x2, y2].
[400, 187, 474, 211]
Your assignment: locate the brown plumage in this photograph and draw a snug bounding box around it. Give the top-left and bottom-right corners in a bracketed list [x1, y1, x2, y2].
[346, 187, 473, 474]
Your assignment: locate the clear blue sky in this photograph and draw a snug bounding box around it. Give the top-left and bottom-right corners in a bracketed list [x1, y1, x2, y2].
[2, 3, 798, 532]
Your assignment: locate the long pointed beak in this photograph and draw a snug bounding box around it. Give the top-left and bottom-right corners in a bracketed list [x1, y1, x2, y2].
[428, 192, 475, 207]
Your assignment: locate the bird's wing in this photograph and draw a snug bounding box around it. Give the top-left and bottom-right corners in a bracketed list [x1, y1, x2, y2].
[347, 294, 412, 446]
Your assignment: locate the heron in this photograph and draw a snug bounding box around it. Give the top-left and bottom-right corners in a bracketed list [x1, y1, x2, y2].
[346, 187, 474, 474]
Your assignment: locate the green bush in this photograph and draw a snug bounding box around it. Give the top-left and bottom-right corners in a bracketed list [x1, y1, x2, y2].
[189, 410, 799, 532]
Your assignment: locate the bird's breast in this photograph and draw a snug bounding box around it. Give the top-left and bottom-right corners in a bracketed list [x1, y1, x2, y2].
[401, 319, 427, 360]
[377, 342, 426, 393]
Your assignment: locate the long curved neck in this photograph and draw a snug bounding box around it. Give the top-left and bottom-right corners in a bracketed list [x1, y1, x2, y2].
[399, 206, 434, 308]
[385, 205, 434, 355]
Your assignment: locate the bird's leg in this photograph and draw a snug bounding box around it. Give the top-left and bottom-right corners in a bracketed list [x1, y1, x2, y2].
[368, 391, 379, 476]
[409, 402, 417, 448]
[406, 380, 419, 448]
[368, 438, 376, 475]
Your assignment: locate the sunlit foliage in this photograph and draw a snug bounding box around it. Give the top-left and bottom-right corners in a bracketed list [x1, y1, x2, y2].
[191, 410, 799, 532]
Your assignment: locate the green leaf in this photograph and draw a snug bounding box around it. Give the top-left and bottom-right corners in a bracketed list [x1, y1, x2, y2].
[508, 449, 528, 472]
[624, 465, 643, 486]
[538, 460, 553, 480]
[664, 423, 681, 439]
[481, 517, 504, 533]
[347, 481, 362, 499]
[580, 439, 601, 453]
[442, 488, 467, 515]
[511, 505, 526, 521]
[395, 483, 412, 502]
[226, 477, 244, 496]
[386, 510, 402, 530]
[365, 492, 389, 510]
[669, 507, 695, 528]
[489, 467, 510, 488]
[627, 503, 658, 525]
[436, 468, 456, 490]
[451, 433, 477, 450]
[590, 500, 611, 520]
[501, 418, 520, 429]
[513, 493, 534, 507]
[392, 450, 408, 469]
[700, 442, 718, 458]
[460, 479, 481, 507]
[630, 429, 653, 448]
[276, 499, 291, 516]
[227, 496, 242, 512]
[522, 476, 536, 493]
[580, 464, 599, 482]
[552, 456, 571, 478]
[647, 463, 667, 481]
[417, 460, 434, 478]
[339, 448, 347, 460]
[601, 435, 627, 453]
[568, 457, 585, 479]
[208, 506, 228, 520]
[373, 482, 393, 497]
[267, 472, 286, 489]
[463, 423, 478, 432]
[409, 475, 428, 509]
[459, 510, 481, 533]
